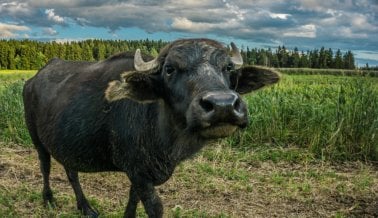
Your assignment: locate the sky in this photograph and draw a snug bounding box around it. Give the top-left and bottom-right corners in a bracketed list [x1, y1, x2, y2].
[1, 0, 377, 66]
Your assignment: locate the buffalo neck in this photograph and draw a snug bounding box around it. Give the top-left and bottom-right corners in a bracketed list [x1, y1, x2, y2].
[157, 100, 206, 163]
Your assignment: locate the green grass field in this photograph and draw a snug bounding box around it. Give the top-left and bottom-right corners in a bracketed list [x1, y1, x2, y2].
[2, 70, 377, 161]
[0, 70, 36, 81]
[279, 68, 378, 77]
[0, 69, 377, 217]
[238, 74, 378, 161]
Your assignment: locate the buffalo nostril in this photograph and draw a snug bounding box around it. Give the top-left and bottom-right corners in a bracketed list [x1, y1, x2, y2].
[197, 92, 247, 127]
[233, 98, 242, 112]
[199, 98, 214, 113]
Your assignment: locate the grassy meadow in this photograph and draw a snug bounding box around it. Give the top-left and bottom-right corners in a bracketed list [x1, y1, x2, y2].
[0, 69, 377, 217]
[0, 70, 37, 82]
[279, 68, 378, 77]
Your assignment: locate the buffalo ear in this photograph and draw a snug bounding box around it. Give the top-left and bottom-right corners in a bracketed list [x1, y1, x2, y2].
[105, 72, 161, 103]
[230, 66, 280, 94]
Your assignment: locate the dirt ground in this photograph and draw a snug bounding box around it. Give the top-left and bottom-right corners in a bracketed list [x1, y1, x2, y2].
[1, 145, 377, 217]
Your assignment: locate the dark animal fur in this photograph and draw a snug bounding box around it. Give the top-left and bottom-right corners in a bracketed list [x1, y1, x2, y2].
[23, 38, 280, 217]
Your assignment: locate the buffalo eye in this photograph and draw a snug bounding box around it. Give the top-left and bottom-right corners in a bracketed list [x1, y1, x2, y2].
[164, 65, 176, 76]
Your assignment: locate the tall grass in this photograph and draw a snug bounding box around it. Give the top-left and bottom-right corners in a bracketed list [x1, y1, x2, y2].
[279, 68, 378, 77]
[229, 75, 378, 161]
[0, 80, 32, 145]
[1, 71, 377, 160]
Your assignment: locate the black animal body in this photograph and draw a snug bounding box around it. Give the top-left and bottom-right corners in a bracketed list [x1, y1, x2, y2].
[23, 38, 280, 217]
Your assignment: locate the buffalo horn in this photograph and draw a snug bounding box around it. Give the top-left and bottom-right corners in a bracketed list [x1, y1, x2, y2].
[230, 42, 243, 69]
[134, 49, 159, 72]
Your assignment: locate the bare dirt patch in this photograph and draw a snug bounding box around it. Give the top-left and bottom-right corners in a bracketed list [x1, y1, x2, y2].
[1, 145, 377, 217]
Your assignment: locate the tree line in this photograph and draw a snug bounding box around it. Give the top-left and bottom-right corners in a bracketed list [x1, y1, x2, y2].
[243, 46, 356, 69]
[0, 39, 357, 70]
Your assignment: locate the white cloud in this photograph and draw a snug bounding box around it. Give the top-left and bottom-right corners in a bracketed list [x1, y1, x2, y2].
[76, 17, 91, 26]
[171, 17, 240, 32]
[294, 0, 353, 12]
[0, 22, 30, 38]
[0, 2, 30, 15]
[43, 27, 58, 36]
[54, 38, 85, 44]
[45, 9, 65, 24]
[337, 27, 368, 39]
[0, 0, 377, 57]
[269, 13, 291, 20]
[223, 0, 245, 21]
[30, 1, 80, 8]
[170, 0, 216, 7]
[350, 14, 378, 31]
[171, 17, 215, 32]
[283, 24, 316, 38]
[354, 50, 378, 62]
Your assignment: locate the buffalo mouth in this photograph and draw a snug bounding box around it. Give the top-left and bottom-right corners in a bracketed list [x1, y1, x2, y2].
[199, 123, 238, 139]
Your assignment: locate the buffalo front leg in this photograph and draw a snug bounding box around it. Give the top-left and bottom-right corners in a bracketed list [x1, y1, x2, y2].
[64, 168, 98, 217]
[123, 184, 140, 218]
[133, 183, 163, 218]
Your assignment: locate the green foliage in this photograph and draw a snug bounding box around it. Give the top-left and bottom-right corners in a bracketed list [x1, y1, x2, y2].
[1, 71, 377, 161]
[244, 46, 357, 69]
[0, 80, 32, 145]
[0, 71, 377, 216]
[171, 206, 230, 218]
[229, 75, 378, 161]
[0, 39, 361, 71]
[0, 39, 169, 70]
[278, 68, 378, 77]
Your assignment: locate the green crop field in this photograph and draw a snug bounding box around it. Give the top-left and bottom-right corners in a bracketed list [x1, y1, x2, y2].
[0, 69, 377, 217]
[236, 74, 378, 161]
[279, 68, 378, 77]
[0, 70, 36, 81]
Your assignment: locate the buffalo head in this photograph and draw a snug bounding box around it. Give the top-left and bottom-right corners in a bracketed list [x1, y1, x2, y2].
[106, 38, 280, 139]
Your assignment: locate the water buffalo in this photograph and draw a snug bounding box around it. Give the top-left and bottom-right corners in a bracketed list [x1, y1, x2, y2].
[23, 38, 280, 217]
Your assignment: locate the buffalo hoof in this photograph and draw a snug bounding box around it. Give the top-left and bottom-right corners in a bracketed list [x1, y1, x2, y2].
[42, 189, 56, 208]
[43, 199, 56, 208]
[79, 205, 99, 218]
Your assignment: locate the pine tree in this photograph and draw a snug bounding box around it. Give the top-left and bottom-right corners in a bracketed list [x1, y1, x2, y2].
[14, 55, 21, 69]
[82, 43, 94, 61]
[289, 47, 300, 68]
[0, 39, 360, 70]
[343, 51, 355, 69]
[65, 43, 75, 60]
[19, 45, 31, 70]
[7, 46, 16, 69]
[93, 41, 105, 60]
[299, 51, 309, 68]
[334, 49, 343, 69]
[326, 48, 333, 68]
[248, 48, 258, 65]
[0, 42, 9, 69]
[319, 47, 327, 68]
[309, 50, 319, 68]
[72, 43, 83, 60]
[150, 47, 159, 57]
[57, 44, 66, 59]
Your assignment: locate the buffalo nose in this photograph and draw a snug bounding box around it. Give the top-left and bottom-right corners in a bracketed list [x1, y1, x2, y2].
[199, 92, 245, 120]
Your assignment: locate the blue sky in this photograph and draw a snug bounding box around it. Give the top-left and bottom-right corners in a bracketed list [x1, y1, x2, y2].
[1, 0, 377, 66]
